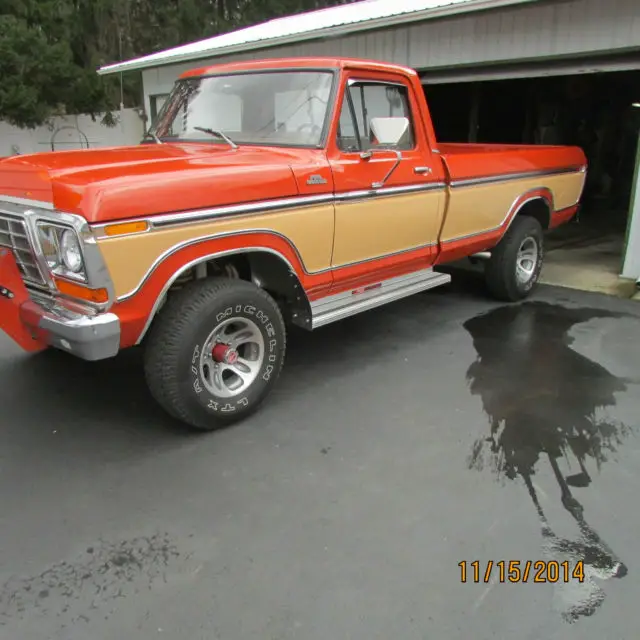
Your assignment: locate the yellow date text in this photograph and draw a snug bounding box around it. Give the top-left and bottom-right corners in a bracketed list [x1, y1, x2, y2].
[458, 560, 585, 583]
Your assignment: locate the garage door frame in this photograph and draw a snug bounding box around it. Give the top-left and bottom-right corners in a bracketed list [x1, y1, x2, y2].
[419, 53, 640, 280]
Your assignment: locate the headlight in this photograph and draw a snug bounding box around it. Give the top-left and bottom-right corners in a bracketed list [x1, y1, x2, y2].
[38, 225, 61, 270]
[36, 223, 86, 280]
[60, 229, 83, 273]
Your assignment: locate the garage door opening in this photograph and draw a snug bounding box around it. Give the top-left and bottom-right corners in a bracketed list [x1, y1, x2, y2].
[424, 70, 640, 296]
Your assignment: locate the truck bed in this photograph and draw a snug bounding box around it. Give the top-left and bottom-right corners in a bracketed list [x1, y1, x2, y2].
[434, 142, 587, 265]
[438, 143, 586, 183]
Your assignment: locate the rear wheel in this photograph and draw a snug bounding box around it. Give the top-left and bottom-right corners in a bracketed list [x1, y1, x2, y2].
[485, 215, 544, 302]
[144, 277, 286, 431]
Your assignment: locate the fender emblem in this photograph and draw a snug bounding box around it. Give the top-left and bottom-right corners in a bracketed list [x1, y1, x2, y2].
[0, 286, 15, 299]
[307, 174, 327, 186]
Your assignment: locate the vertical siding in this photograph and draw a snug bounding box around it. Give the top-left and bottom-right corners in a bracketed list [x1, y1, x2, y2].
[405, 0, 640, 69]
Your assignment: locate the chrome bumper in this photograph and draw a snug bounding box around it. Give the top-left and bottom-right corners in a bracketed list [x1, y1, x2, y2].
[21, 296, 120, 361]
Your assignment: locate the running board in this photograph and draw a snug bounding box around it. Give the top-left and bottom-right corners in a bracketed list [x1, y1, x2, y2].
[310, 268, 452, 329]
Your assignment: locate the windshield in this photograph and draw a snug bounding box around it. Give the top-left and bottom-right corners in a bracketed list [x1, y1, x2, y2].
[151, 70, 334, 148]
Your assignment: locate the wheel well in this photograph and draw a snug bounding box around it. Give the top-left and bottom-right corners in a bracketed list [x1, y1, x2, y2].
[142, 250, 312, 343]
[516, 197, 551, 230]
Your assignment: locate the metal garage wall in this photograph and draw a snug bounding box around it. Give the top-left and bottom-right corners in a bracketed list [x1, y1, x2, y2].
[405, 0, 640, 71]
[141, 0, 640, 108]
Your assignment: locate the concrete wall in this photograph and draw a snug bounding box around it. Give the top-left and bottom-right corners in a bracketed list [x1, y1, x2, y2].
[0, 108, 145, 157]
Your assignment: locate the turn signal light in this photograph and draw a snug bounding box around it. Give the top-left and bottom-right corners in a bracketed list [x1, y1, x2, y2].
[55, 278, 109, 304]
[104, 221, 149, 236]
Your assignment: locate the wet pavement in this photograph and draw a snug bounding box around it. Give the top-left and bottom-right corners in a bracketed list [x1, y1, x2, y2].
[1, 273, 639, 640]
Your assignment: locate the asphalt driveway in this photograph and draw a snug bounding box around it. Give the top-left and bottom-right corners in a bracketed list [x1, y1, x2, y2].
[1, 273, 639, 640]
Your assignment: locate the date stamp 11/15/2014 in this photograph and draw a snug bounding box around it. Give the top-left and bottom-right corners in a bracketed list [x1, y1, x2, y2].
[459, 560, 586, 584]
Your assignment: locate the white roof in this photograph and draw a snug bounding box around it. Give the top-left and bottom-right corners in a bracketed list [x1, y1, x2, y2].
[98, 0, 541, 75]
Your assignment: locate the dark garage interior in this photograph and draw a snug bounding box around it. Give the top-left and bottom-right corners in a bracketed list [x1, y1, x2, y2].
[424, 70, 640, 294]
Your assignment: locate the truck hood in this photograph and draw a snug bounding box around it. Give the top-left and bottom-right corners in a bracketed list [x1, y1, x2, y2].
[0, 144, 318, 223]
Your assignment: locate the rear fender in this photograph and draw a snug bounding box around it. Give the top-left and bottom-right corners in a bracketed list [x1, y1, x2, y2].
[501, 188, 554, 237]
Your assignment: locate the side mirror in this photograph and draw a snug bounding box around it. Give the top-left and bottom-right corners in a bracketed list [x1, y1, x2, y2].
[369, 116, 410, 147]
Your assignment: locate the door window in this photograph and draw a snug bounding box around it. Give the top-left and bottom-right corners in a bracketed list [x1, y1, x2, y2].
[337, 82, 415, 152]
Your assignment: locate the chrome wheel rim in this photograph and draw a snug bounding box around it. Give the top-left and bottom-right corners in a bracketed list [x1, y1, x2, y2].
[199, 317, 264, 398]
[516, 237, 539, 285]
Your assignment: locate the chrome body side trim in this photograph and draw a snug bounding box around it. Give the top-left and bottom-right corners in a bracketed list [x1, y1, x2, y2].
[150, 194, 334, 230]
[310, 268, 451, 329]
[92, 182, 447, 237]
[98, 164, 581, 308]
[334, 182, 446, 202]
[449, 165, 585, 189]
[91, 165, 583, 237]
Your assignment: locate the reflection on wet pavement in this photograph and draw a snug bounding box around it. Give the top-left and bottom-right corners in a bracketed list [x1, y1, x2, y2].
[464, 301, 633, 623]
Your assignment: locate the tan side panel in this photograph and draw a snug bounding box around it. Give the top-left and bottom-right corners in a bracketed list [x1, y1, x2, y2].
[98, 204, 335, 298]
[331, 190, 444, 267]
[441, 172, 585, 242]
[547, 172, 586, 210]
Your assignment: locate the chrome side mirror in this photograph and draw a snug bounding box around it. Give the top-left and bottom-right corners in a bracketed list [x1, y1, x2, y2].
[359, 117, 410, 189]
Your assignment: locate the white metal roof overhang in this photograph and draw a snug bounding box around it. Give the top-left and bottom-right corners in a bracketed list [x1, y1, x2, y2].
[421, 51, 640, 84]
[98, 0, 543, 76]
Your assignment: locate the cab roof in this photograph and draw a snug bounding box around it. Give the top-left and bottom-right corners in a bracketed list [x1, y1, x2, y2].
[179, 57, 418, 80]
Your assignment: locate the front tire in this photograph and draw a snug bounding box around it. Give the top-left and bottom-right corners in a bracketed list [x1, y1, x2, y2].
[144, 278, 286, 431]
[485, 216, 544, 302]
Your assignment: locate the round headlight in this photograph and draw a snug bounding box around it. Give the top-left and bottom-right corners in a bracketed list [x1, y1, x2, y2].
[60, 229, 83, 273]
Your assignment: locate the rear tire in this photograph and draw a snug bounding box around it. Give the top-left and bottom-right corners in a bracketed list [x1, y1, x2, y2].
[484, 216, 544, 302]
[144, 277, 286, 431]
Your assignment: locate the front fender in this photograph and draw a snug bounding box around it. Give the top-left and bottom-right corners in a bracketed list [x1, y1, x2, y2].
[109, 231, 330, 348]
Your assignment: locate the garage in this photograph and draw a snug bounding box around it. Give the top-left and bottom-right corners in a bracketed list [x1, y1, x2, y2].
[98, 0, 640, 294]
[423, 57, 640, 296]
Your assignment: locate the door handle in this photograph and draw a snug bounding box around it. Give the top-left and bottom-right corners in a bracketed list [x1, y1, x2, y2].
[414, 166, 432, 175]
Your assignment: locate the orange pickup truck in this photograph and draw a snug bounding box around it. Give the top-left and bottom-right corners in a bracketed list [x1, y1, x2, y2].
[0, 57, 586, 430]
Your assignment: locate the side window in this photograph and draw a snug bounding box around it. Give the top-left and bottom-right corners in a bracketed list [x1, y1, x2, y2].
[150, 94, 170, 125]
[336, 82, 415, 152]
[337, 98, 360, 152]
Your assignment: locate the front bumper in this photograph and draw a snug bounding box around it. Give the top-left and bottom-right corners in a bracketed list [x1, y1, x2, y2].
[0, 248, 120, 361]
[21, 297, 121, 361]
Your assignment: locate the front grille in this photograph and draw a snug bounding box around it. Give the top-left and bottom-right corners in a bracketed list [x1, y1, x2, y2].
[0, 213, 48, 288]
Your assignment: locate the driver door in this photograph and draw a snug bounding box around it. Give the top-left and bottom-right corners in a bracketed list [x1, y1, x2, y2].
[327, 76, 445, 290]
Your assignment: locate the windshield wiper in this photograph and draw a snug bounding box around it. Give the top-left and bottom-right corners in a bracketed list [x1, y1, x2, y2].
[194, 127, 238, 150]
[142, 131, 163, 145]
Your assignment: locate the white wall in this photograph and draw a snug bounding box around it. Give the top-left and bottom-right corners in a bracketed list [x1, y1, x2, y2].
[0, 108, 145, 158]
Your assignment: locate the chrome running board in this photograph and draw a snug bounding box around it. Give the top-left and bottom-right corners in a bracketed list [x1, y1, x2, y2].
[310, 268, 451, 329]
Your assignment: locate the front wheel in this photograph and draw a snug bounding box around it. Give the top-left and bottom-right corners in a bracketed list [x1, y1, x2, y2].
[484, 216, 544, 302]
[144, 278, 286, 431]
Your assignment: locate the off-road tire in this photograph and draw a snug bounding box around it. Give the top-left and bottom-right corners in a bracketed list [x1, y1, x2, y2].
[144, 277, 286, 431]
[485, 215, 544, 302]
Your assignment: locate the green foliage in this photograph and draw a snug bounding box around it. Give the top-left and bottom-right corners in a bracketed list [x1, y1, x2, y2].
[0, 0, 357, 128]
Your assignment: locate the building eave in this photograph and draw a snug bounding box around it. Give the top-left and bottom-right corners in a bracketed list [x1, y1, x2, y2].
[97, 0, 543, 76]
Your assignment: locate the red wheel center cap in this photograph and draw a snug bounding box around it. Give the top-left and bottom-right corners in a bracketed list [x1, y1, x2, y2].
[212, 343, 239, 365]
